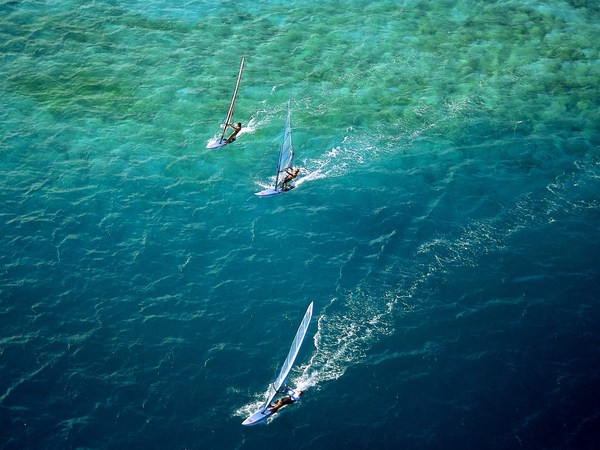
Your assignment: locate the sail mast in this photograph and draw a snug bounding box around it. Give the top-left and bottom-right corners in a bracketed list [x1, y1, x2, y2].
[220, 56, 245, 142]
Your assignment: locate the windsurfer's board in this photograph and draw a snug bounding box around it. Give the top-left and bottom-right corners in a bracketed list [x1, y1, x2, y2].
[254, 186, 294, 197]
[241, 408, 275, 426]
[255, 187, 279, 197]
[206, 138, 229, 149]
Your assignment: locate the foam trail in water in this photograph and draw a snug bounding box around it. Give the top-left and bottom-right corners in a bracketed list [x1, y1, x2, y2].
[293, 156, 600, 392]
[293, 293, 394, 392]
[234, 392, 270, 423]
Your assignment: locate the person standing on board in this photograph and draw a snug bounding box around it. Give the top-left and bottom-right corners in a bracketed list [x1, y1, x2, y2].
[281, 167, 299, 191]
[225, 122, 242, 143]
[268, 388, 303, 413]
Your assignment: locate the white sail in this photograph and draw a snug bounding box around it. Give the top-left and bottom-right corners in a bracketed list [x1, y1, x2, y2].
[263, 301, 313, 409]
[219, 56, 245, 141]
[273, 100, 294, 189]
[205, 56, 244, 148]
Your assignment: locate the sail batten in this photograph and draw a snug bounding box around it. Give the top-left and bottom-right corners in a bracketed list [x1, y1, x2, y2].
[263, 302, 313, 410]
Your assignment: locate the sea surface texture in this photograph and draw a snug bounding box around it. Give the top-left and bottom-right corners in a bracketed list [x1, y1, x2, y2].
[1, 0, 599, 448]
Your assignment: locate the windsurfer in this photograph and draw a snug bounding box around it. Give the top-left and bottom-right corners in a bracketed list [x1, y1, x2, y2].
[225, 122, 242, 143]
[281, 167, 299, 191]
[268, 389, 302, 413]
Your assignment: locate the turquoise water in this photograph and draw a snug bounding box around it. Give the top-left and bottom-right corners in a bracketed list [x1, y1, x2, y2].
[1, 0, 599, 448]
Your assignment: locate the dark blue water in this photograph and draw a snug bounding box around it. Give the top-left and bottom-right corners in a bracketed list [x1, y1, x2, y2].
[2, 0, 600, 448]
